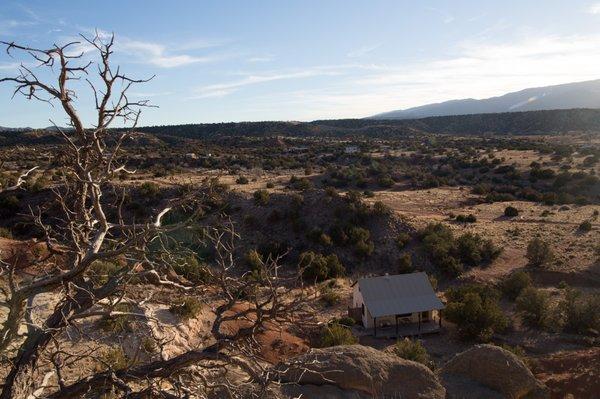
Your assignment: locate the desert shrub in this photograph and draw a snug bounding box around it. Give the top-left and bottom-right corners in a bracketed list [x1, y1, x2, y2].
[169, 297, 202, 320]
[266, 181, 275, 189]
[307, 228, 332, 246]
[420, 223, 500, 276]
[289, 175, 312, 190]
[141, 337, 157, 354]
[395, 232, 411, 249]
[445, 284, 508, 341]
[500, 270, 532, 300]
[319, 324, 357, 347]
[321, 289, 342, 307]
[0, 227, 12, 238]
[526, 238, 554, 268]
[87, 260, 121, 286]
[557, 288, 600, 335]
[393, 338, 431, 367]
[455, 214, 477, 223]
[504, 206, 519, 217]
[428, 275, 438, 290]
[373, 201, 391, 215]
[516, 287, 550, 329]
[299, 251, 344, 282]
[98, 303, 134, 333]
[397, 253, 414, 274]
[236, 176, 249, 184]
[253, 189, 270, 205]
[101, 347, 129, 370]
[377, 175, 394, 188]
[0, 194, 20, 216]
[578, 220, 592, 232]
[334, 316, 356, 327]
[138, 181, 161, 198]
[173, 255, 210, 284]
[348, 226, 374, 257]
[245, 249, 263, 271]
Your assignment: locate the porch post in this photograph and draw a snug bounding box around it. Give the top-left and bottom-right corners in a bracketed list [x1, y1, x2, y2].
[395, 315, 399, 337]
[374, 317, 377, 337]
[418, 312, 421, 335]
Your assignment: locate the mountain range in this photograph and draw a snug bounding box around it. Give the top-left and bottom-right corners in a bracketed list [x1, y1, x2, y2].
[370, 79, 600, 119]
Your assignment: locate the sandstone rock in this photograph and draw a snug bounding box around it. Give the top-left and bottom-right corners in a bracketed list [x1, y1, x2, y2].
[441, 344, 549, 399]
[275, 344, 445, 399]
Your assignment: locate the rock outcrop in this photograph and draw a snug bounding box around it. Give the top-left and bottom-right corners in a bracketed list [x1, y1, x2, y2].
[275, 344, 446, 399]
[441, 344, 549, 399]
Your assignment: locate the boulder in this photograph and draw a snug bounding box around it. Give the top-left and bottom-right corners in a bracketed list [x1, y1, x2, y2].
[275, 344, 445, 399]
[441, 344, 549, 399]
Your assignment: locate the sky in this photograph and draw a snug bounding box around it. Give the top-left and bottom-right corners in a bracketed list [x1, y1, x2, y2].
[2, 0, 600, 127]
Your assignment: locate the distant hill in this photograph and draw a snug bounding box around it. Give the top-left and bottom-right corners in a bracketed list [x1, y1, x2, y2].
[2, 108, 600, 147]
[371, 80, 600, 119]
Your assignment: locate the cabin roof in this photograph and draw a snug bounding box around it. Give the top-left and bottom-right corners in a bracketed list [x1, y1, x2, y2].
[357, 272, 444, 318]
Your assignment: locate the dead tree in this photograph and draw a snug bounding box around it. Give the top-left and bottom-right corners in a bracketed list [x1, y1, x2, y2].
[0, 34, 312, 398]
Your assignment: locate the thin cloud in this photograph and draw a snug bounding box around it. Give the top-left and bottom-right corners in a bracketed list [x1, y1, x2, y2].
[588, 3, 600, 14]
[347, 43, 381, 58]
[191, 68, 345, 99]
[239, 32, 600, 120]
[62, 28, 229, 68]
[425, 6, 455, 24]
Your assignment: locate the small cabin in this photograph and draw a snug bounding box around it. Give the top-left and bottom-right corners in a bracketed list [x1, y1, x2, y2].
[350, 272, 444, 337]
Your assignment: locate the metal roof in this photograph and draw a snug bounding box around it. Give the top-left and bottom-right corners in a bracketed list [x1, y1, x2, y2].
[357, 272, 444, 318]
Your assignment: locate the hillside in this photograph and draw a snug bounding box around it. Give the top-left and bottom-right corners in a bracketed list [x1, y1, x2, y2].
[371, 79, 600, 119]
[2, 108, 600, 147]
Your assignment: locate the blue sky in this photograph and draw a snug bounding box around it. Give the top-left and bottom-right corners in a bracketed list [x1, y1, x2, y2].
[2, 0, 600, 127]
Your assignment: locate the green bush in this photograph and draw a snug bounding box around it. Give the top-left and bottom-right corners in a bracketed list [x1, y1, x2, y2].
[138, 182, 161, 198]
[516, 287, 550, 329]
[169, 297, 202, 320]
[373, 201, 391, 215]
[0, 227, 12, 238]
[526, 238, 554, 268]
[578, 220, 592, 232]
[101, 347, 129, 370]
[299, 251, 345, 282]
[87, 260, 121, 286]
[394, 338, 431, 367]
[98, 303, 134, 333]
[236, 176, 249, 184]
[253, 189, 270, 205]
[334, 316, 356, 327]
[456, 214, 477, 223]
[289, 175, 312, 190]
[504, 206, 519, 217]
[500, 270, 532, 300]
[395, 232, 411, 249]
[245, 249, 263, 272]
[348, 226, 374, 257]
[445, 284, 508, 341]
[319, 324, 357, 347]
[397, 253, 414, 274]
[420, 223, 500, 276]
[321, 289, 342, 307]
[557, 288, 600, 335]
[173, 255, 211, 285]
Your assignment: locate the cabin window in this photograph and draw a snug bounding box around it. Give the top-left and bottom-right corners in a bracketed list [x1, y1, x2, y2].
[421, 311, 429, 319]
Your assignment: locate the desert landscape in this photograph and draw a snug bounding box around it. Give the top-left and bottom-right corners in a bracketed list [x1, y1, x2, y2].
[1, 2, 600, 398]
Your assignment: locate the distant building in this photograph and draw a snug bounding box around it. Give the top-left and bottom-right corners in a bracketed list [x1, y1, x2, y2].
[349, 272, 444, 337]
[344, 145, 359, 154]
